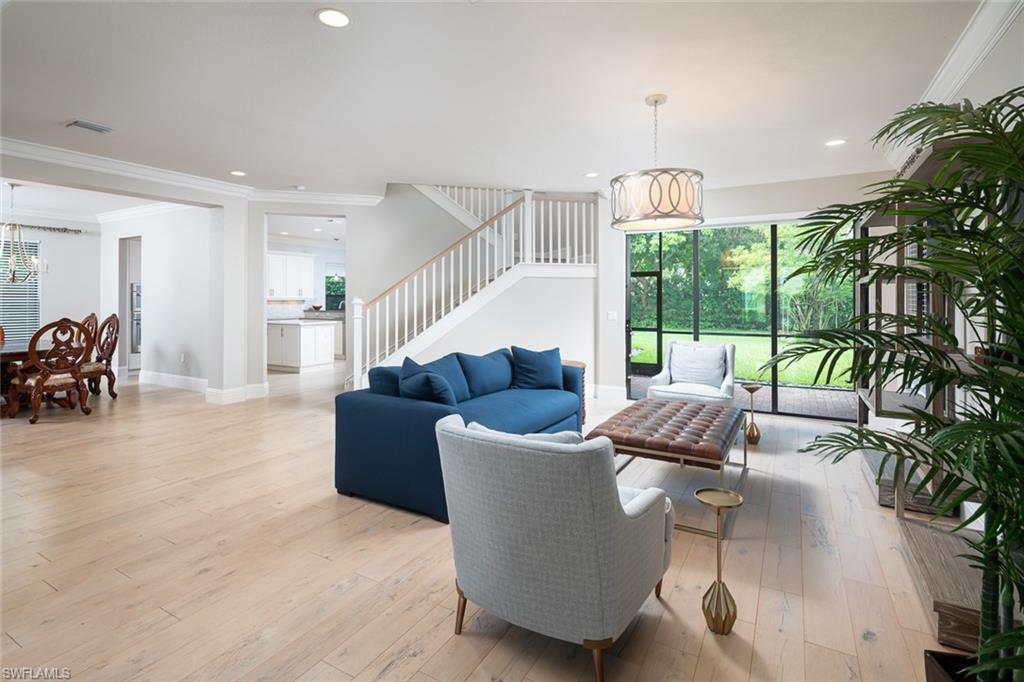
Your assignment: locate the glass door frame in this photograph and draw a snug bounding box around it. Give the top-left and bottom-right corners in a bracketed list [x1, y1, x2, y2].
[625, 223, 856, 422]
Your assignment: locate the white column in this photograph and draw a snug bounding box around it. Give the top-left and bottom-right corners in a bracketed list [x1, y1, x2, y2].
[351, 297, 365, 389]
[522, 190, 534, 264]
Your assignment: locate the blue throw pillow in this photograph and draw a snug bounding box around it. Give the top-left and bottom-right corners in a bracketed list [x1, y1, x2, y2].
[367, 366, 401, 396]
[457, 349, 513, 397]
[511, 346, 563, 390]
[400, 355, 471, 403]
[399, 371, 457, 405]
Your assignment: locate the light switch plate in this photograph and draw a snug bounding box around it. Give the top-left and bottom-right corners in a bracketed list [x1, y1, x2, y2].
[607, 311, 618, 321]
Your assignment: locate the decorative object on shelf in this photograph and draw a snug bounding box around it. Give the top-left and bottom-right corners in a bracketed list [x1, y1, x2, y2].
[766, 86, 1024, 676]
[695, 486, 743, 635]
[311, 304, 323, 311]
[741, 383, 761, 445]
[610, 94, 704, 233]
[1, 183, 40, 283]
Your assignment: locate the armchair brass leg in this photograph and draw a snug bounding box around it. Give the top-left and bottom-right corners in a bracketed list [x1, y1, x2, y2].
[582, 638, 612, 682]
[655, 579, 663, 598]
[454, 582, 467, 635]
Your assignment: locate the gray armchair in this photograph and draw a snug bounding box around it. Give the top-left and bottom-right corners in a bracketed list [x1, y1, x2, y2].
[435, 415, 673, 682]
[647, 341, 736, 405]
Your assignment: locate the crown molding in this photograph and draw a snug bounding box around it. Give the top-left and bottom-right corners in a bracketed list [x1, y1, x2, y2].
[886, 0, 1024, 169]
[1, 137, 384, 207]
[96, 202, 193, 224]
[10, 206, 98, 225]
[251, 189, 380, 207]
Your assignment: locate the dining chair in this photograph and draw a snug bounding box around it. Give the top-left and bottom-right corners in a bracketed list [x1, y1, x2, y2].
[78, 313, 98, 357]
[7, 318, 94, 424]
[83, 313, 119, 398]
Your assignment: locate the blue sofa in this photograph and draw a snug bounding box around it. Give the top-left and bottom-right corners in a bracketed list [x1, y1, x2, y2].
[335, 348, 584, 521]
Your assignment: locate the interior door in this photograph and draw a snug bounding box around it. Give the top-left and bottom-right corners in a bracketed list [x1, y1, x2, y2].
[627, 272, 661, 376]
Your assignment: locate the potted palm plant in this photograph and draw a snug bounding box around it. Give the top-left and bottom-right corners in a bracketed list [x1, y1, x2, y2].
[767, 86, 1023, 681]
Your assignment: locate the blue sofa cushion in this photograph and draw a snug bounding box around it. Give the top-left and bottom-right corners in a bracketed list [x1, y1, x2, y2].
[511, 346, 563, 390]
[456, 349, 513, 398]
[399, 371, 457, 406]
[400, 355, 471, 403]
[458, 388, 578, 434]
[368, 366, 401, 396]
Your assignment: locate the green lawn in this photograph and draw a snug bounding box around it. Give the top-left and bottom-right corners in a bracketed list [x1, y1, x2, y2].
[629, 331, 852, 388]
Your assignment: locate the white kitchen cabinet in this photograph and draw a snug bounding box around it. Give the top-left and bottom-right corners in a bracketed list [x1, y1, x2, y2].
[267, 321, 335, 372]
[266, 252, 315, 300]
[333, 320, 346, 358]
[267, 253, 287, 299]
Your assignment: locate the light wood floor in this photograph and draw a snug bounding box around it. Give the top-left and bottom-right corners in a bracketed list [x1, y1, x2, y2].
[1, 371, 953, 681]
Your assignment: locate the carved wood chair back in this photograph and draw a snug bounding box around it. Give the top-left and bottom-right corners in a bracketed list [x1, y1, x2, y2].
[78, 313, 99, 356]
[95, 314, 120, 365]
[28, 318, 94, 379]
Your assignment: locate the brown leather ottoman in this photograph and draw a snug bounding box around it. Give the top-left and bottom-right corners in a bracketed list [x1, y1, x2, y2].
[586, 398, 748, 537]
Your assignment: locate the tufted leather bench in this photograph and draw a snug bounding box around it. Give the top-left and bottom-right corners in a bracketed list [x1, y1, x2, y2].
[586, 398, 748, 536]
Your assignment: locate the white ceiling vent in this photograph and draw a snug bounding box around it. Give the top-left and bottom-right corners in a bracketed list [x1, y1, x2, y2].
[65, 119, 113, 134]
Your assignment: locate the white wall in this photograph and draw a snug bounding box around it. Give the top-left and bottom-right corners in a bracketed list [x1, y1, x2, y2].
[11, 214, 101, 325]
[100, 206, 213, 384]
[414, 275, 596, 383]
[266, 238, 345, 310]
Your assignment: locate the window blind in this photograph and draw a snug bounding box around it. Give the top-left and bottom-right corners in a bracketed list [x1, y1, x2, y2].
[0, 240, 41, 345]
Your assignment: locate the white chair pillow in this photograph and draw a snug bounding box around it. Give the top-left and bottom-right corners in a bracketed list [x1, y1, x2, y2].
[669, 343, 726, 388]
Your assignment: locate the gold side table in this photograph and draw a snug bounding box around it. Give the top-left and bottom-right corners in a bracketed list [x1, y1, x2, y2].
[741, 383, 762, 445]
[695, 486, 744, 635]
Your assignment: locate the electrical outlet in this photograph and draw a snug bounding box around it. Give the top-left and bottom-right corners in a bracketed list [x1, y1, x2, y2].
[179, 352, 186, 364]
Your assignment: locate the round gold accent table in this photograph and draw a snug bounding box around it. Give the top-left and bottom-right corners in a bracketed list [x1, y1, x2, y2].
[695, 486, 744, 635]
[741, 383, 762, 445]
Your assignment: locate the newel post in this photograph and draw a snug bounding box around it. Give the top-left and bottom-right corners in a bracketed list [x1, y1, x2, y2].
[522, 189, 534, 264]
[351, 296, 364, 389]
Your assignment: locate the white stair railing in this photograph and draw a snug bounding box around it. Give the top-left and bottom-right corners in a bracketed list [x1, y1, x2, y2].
[435, 185, 516, 223]
[532, 192, 599, 264]
[350, 190, 599, 388]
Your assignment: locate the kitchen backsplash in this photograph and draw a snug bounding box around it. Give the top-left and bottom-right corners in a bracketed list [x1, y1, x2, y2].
[266, 301, 306, 320]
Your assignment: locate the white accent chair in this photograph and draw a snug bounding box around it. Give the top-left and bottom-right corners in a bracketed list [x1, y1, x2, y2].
[647, 341, 736, 405]
[435, 416, 673, 682]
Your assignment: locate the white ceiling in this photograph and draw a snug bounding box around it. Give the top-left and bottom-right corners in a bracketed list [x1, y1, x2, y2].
[1, 2, 976, 195]
[0, 178, 163, 224]
[267, 214, 347, 245]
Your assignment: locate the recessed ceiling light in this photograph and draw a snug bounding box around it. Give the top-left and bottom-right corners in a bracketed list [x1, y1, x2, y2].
[313, 228, 323, 232]
[825, 139, 846, 147]
[316, 8, 350, 28]
[583, 172, 600, 178]
[293, 185, 306, 191]
[280, 231, 289, 235]
[229, 170, 247, 177]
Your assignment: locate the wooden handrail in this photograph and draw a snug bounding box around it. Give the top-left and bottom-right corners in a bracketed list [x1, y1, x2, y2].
[366, 196, 525, 306]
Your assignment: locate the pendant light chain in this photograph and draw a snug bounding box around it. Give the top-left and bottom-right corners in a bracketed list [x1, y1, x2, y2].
[653, 100, 659, 167]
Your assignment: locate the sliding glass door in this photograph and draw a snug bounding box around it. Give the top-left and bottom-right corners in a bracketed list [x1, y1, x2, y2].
[626, 223, 856, 420]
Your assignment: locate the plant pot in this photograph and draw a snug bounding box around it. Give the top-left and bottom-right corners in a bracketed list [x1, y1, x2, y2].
[924, 650, 975, 682]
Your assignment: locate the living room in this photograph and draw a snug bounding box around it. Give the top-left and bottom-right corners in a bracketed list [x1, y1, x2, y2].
[1, 2, 1022, 681]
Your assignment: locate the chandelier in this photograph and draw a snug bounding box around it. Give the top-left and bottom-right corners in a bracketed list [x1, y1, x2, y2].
[2, 183, 39, 283]
[610, 94, 704, 232]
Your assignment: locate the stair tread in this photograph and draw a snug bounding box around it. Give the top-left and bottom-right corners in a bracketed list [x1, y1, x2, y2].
[899, 518, 981, 612]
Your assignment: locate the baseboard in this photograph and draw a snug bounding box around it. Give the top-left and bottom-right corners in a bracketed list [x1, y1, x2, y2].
[594, 384, 628, 401]
[205, 386, 247, 405]
[245, 382, 269, 399]
[138, 370, 208, 393]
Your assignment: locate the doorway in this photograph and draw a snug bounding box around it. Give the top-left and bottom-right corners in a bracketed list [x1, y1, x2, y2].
[118, 236, 142, 371]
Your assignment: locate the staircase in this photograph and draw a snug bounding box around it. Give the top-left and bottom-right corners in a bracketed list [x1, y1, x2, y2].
[350, 187, 599, 387]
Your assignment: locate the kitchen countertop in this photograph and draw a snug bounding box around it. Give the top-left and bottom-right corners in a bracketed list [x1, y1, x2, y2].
[303, 311, 345, 320]
[267, 319, 338, 327]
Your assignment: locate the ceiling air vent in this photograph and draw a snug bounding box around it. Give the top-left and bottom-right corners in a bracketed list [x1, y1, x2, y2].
[66, 119, 113, 134]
